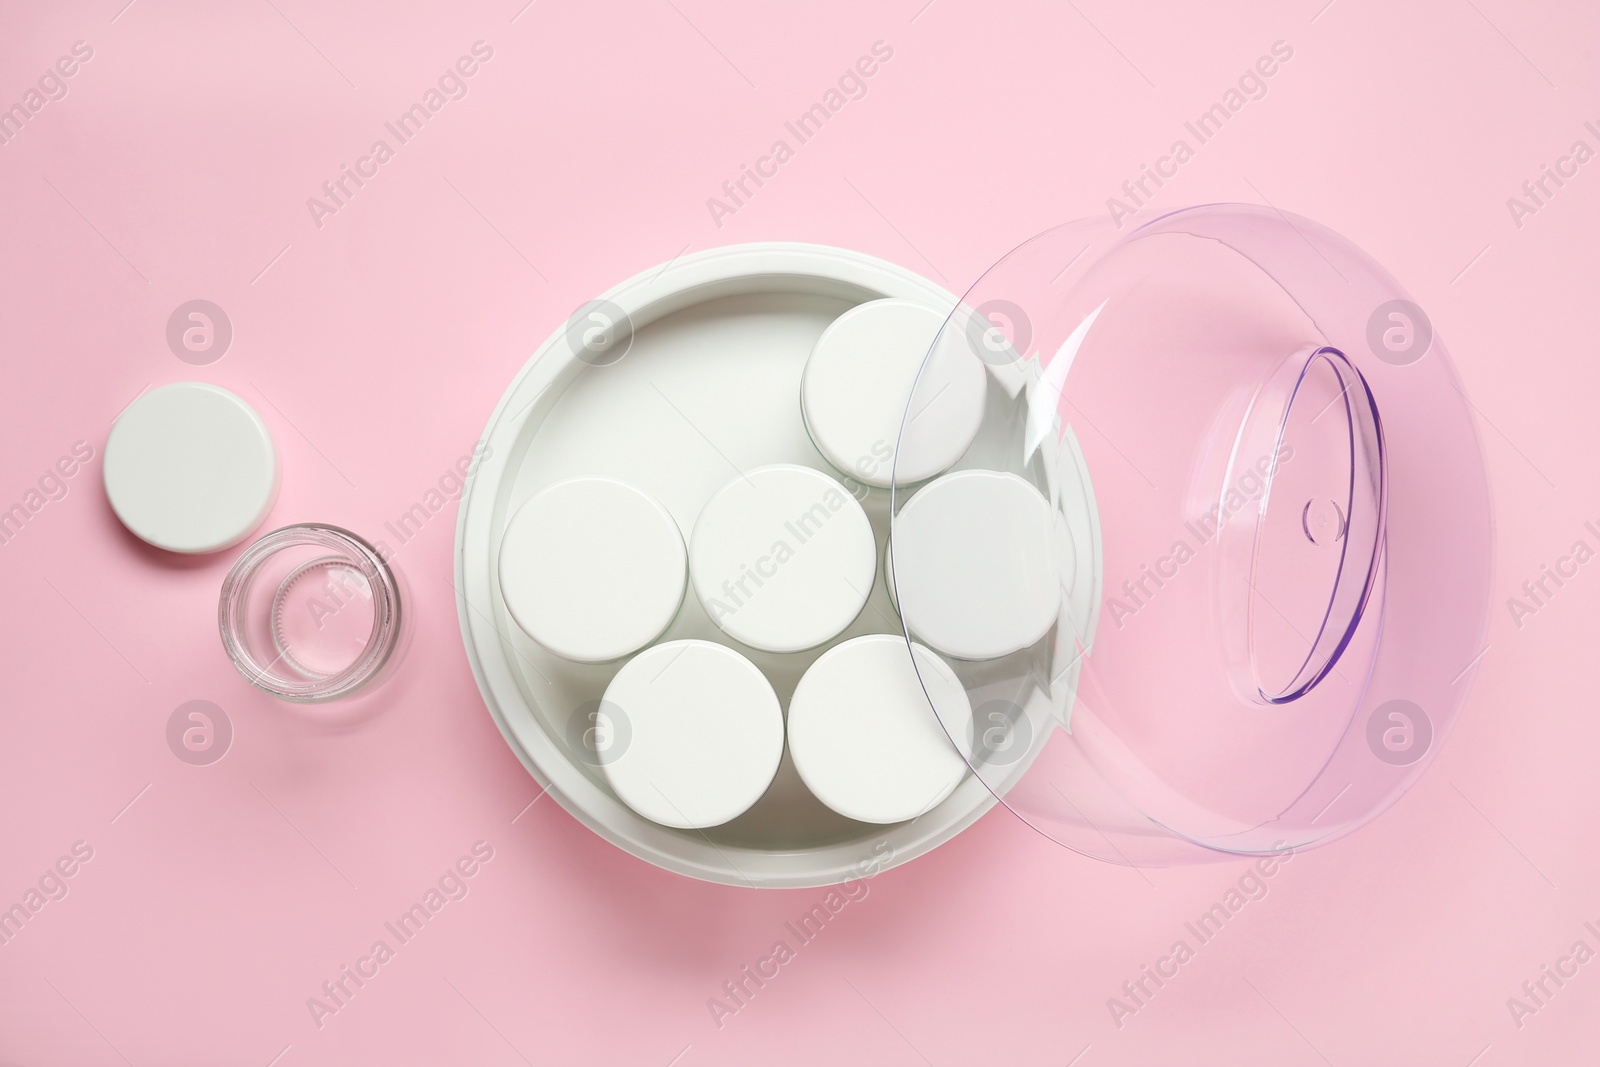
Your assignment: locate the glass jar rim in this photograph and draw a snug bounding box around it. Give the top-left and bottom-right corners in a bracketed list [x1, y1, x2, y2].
[219, 523, 403, 702]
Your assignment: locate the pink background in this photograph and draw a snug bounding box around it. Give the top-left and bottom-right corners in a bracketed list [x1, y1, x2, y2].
[2, 0, 1597, 1064]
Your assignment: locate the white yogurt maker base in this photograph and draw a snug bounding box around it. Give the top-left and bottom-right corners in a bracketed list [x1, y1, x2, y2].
[454, 243, 1062, 889]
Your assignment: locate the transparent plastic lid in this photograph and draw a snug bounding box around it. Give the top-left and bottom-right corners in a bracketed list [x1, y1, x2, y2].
[889, 203, 1493, 865]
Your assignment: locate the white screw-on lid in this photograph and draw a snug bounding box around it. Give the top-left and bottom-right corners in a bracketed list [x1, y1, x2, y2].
[787, 634, 972, 824]
[890, 469, 1064, 660]
[688, 464, 876, 654]
[597, 639, 784, 829]
[499, 476, 686, 663]
[102, 382, 278, 554]
[802, 298, 986, 487]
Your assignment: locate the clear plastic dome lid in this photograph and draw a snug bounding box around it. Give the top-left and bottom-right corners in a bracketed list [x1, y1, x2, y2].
[889, 203, 1493, 865]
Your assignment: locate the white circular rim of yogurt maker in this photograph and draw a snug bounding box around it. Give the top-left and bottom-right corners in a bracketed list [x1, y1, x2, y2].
[455, 243, 1022, 889]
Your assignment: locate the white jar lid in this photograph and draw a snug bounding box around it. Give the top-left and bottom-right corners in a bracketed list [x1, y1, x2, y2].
[598, 640, 784, 829]
[787, 634, 971, 824]
[688, 464, 876, 653]
[102, 382, 278, 554]
[891, 469, 1064, 660]
[802, 298, 986, 487]
[499, 477, 686, 663]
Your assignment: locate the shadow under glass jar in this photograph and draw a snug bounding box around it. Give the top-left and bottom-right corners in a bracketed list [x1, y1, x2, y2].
[219, 524, 406, 702]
